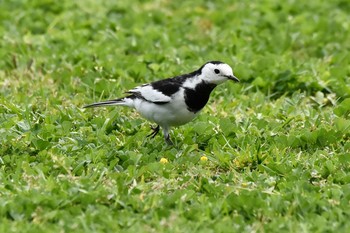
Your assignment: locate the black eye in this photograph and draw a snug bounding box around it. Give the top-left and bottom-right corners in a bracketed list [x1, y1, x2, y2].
[214, 69, 220, 74]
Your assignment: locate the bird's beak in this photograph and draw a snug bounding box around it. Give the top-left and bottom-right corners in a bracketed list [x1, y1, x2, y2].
[226, 75, 240, 82]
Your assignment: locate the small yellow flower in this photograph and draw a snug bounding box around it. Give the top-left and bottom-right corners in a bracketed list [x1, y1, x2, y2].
[200, 156, 208, 162]
[160, 158, 169, 164]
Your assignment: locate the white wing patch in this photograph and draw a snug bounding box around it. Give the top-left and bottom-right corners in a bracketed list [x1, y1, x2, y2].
[128, 85, 172, 103]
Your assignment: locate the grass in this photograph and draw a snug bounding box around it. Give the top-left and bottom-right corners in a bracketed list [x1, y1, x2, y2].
[1, 0, 350, 232]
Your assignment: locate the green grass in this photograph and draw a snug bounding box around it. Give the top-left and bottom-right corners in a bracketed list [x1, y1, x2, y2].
[1, 0, 350, 232]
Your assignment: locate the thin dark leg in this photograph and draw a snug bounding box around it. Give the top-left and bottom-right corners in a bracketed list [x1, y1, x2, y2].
[162, 127, 173, 145]
[165, 134, 173, 145]
[147, 125, 160, 138]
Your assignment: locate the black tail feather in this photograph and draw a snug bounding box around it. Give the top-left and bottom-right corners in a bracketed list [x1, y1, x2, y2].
[83, 98, 124, 108]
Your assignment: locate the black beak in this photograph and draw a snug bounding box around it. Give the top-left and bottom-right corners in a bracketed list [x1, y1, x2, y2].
[226, 75, 240, 82]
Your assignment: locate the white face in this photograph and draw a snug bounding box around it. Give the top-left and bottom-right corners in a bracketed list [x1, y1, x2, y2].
[201, 62, 239, 85]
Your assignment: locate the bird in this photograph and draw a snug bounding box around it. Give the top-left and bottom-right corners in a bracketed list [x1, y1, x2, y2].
[84, 61, 239, 144]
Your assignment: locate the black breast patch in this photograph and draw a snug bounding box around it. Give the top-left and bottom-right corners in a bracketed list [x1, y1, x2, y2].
[184, 82, 216, 113]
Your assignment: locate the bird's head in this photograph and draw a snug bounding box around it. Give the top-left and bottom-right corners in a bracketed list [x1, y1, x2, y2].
[200, 61, 239, 85]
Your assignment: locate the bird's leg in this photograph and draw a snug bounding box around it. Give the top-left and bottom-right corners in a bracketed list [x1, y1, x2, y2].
[162, 127, 173, 145]
[165, 134, 173, 145]
[147, 125, 160, 138]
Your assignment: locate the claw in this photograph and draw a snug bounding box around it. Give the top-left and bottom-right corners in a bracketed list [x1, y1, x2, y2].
[147, 125, 160, 138]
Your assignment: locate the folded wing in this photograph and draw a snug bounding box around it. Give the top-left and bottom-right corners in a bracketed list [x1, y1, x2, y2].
[127, 84, 173, 104]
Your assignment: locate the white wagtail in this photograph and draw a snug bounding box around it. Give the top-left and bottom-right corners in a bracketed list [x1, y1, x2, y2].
[84, 61, 239, 144]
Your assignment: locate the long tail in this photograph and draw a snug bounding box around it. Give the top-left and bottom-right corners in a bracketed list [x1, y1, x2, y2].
[84, 98, 128, 108]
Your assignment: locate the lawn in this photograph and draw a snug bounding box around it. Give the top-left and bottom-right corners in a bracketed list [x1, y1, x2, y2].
[1, 0, 350, 232]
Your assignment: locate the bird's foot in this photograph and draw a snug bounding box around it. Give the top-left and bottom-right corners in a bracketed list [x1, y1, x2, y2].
[147, 125, 160, 138]
[165, 134, 173, 145]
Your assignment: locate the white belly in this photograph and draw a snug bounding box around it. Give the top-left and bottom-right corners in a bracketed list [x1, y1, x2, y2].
[133, 92, 199, 127]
